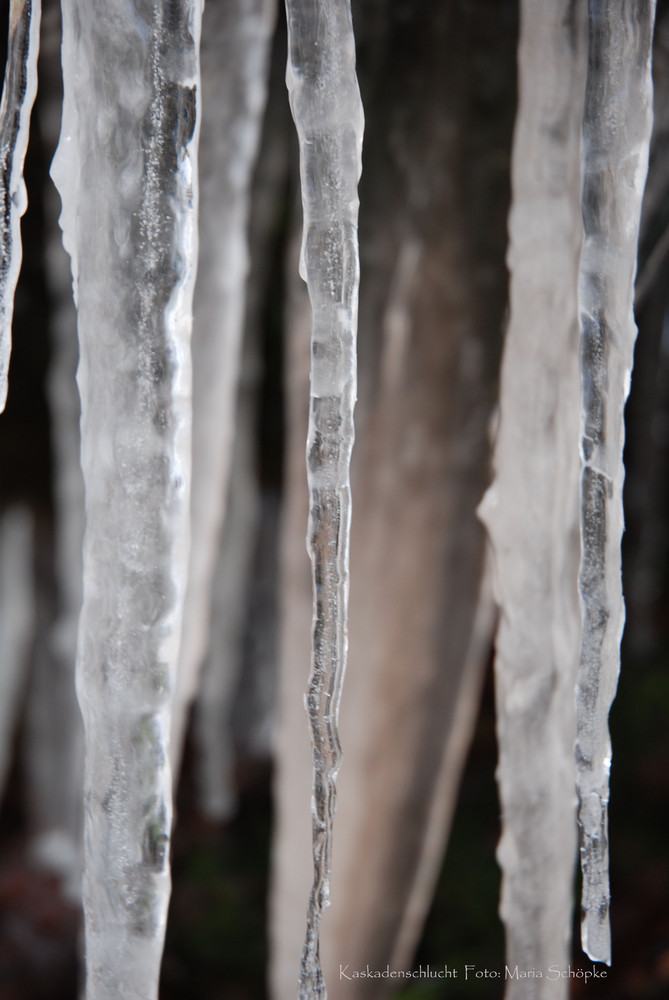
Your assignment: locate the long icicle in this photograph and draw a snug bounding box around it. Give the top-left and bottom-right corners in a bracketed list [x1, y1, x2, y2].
[51, 2, 202, 997]
[283, 0, 363, 996]
[478, 1, 586, 991]
[576, 0, 655, 965]
[0, 0, 40, 411]
[29, 0, 84, 892]
[169, 0, 277, 784]
[0, 507, 34, 801]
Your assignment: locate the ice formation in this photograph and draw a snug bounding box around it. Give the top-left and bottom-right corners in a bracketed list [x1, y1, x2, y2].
[194, 330, 260, 819]
[478, 1, 585, 991]
[26, 0, 84, 893]
[0, 0, 40, 410]
[51, 1, 202, 997]
[576, 0, 655, 964]
[170, 0, 276, 783]
[194, 477, 258, 818]
[284, 0, 363, 994]
[481, 0, 657, 979]
[0, 1, 660, 994]
[0, 506, 34, 800]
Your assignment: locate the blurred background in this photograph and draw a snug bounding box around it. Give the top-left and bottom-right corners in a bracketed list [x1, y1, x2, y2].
[0, 1, 668, 998]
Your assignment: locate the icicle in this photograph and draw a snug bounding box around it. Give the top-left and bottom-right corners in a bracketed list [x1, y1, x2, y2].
[169, 0, 276, 782]
[0, 0, 40, 411]
[284, 0, 363, 995]
[274, 4, 515, 989]
[232, 488, 281, 760]
[50, 2, 202, 997]
[194, 335, 260, 820]
[24, 0, 84, 896]
[270, 238, 315, 1000]
[0, 506, 34, 802]
[478, 3, 586, 990]
[576, 0, 655, 964]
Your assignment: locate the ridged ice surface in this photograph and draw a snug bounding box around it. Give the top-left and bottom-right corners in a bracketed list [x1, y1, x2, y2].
[576, 0, 655, 965]
[284, 0, 363, 996]
[51, 2, 202, 997]
[0, 0, 40, 411]
[478, 2, 585, 993]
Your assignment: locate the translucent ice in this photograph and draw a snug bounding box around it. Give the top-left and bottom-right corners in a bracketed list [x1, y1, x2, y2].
[170, 0, 276, 784]
[0, 0, 41, 410]
[576, 0, 655, 965]
[194, 333, 260, 820]
[51, 2, 202, 997]
[26, 0, 84, 896]
[478, 2, 586, 992]
[0, 506, 34, 801]
[284, 0, 363, 995]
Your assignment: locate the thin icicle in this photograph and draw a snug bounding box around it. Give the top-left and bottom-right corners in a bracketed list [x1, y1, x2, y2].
[25, 0, 84, 895]
[478, 2, 585, 991]
[576, 0, 655, 965]
[284, 0, 363, 996]
[0, 506, 34, 801]
[169, 0, 276, 782]
[0, 0, 40, 411]
[194, 337, 260, 820]
[51, 2, 202, 997]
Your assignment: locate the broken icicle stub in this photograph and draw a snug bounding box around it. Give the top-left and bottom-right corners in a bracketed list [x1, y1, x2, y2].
[284, 0, 363, 995]
[0, 0, 41, 411]
[51, 1, 202, 997]
[576, 0, 655, 965]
